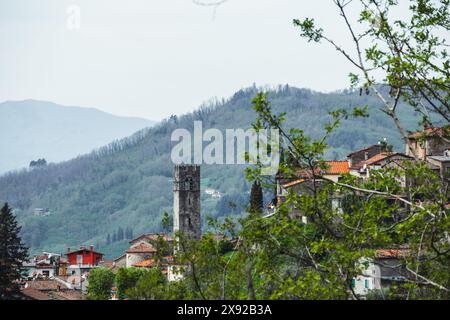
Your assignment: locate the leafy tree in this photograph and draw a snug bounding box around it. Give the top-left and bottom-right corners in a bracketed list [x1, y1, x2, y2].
[29, 158, 47, 169]
[125, 268, 168, 300]
[174, 4, 450, 295]
[294, 0, 449, 136]
[115, 267, 146, 299]
[287, 0, 450, 298]
[86, 268, 115, 300]
[0, 203, 28, 299]
[161, 211, 173, 233]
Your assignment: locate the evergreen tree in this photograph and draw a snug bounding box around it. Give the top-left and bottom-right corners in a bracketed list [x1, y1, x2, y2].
[0, 203, 28, 298]
[125, 226, 134, 240]
[161, 211, 172, 233]
[112, 232, 117, 243]
[106, 233, 111, 245]
[249, 181, 263, 214]
[117, 227, 124, 241]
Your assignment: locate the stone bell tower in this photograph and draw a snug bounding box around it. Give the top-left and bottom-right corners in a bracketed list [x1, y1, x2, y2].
[173, 165, 201, 240]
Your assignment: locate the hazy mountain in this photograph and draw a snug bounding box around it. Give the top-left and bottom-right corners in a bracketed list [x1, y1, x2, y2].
[0, 100, 155, 174]
[0, 86, 423, 258]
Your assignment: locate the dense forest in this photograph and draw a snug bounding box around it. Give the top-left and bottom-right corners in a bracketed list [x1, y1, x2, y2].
[0, 85, 424, 258]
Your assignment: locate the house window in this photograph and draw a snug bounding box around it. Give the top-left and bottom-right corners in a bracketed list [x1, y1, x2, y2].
[351, 278, 356, 288]
[76, 254, 83, 264]
[364, 279, 370, 289]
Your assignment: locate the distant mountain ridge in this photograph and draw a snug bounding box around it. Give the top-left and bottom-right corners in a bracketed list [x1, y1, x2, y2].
[0, 100, 155, 174]
[0, 86, 424, 258]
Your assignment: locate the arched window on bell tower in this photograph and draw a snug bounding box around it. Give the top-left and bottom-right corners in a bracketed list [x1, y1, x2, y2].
[185, 176, 194, 190]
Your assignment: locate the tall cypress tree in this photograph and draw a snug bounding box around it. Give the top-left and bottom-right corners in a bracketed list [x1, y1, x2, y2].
[118, 227, 124, 241]
[249, 181, 263, 214]
[0, 203, 28, 298]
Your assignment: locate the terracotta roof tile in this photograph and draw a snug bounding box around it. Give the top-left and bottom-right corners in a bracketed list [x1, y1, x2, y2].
[363, 152, 413, 166]
[99, 260, 114, 268]
[363, 152, 394, 165]
[408, 126, 449, 139]
[376, 249, 410, 259]
[126, 242, 157, 254]
[52, 290, 83, 300]
[133, 256, 175, 268]
[130, 233, 173, 244]
[347, 144, 380, 157]
[21, 288, 50, 300]
[133, 259, 156, 268]
[323, 161, 350, 175]
[25, 280, 61, 291]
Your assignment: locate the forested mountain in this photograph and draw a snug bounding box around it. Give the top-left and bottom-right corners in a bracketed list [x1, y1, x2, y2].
[0, 86, 424, 258]
[0, 100, 155, 174]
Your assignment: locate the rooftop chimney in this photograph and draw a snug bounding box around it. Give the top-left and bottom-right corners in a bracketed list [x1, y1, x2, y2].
[67, 247, 70, 253]
[89, 245, 94, 252]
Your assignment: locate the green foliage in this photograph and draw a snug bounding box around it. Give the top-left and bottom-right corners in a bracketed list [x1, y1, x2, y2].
[0, 203, 28, 299]
[86, 267, 115, 300]
[249, 181, 263, 214]
[0, 86, 426, 259]
[115, 267, 147, 299]
[161, 211, 173, 233]
[125, 268, 168, 300]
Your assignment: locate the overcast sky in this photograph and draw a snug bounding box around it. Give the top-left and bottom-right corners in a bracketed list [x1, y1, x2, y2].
[1, 0, 369, 120]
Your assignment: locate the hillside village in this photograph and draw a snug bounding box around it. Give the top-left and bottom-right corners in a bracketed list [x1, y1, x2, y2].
[16, 126, 449, 300]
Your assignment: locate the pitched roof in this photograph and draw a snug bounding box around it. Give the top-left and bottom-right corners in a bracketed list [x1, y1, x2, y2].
[130, 233, 173, 244]
[323, 161, 350, 175]
[99, 260, 114, 268]
[408, 126, 449, 139]
[21, 288, 50, 300]
[429, 155, 450, 162]
[114, 254, 126, 262]
[133, 259, 156, 268]
[66, 248, 104, 256]
[126, 242, 157, 254]
[363, 152, 394, 165]
[25, 280, 61, 291]
[363, 152, 412, 166]
[52, 290, 82, 300]
[347, 144, 380, 157]
[133, 256, 174, 268]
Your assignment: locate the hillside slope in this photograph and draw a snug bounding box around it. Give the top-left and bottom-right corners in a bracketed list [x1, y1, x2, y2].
[0, 86, 423, 258]
[0, 100, 155, 174]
